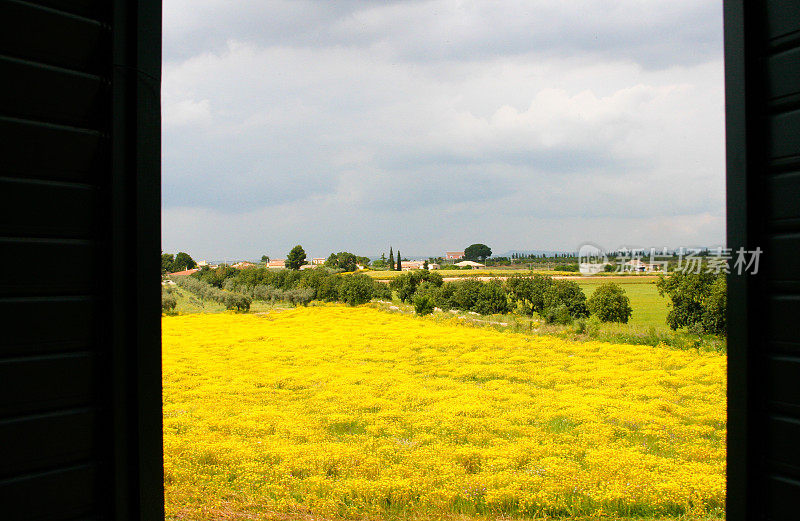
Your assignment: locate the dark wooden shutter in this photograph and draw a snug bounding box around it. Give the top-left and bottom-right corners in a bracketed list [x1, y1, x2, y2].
[0, 0, 796, 519]
[726, 1, 800, 520]
[0, 0, 163, 519]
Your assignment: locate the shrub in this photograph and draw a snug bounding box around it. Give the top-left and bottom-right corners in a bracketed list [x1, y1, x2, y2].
[412, 282, 441, 315]
[315, 277, 339, 302]
[222, 278, 238, 292]
[161, 293, 177, 313]
[271, 268, 303, 289]
[297, 268, 335, 299]
[422, 270, 444, 287]
[475, 279, 510, 315]
[700, 276, 726, 335]
[171, 275, 251, 312]
[449, 279, 483, 312]
[542, 279, 588, 319]
[434, 282, 456, 311]
[390, 270, 443, 303]
[413, 293, 437, 315]
[338, 274, 374, 306]
[543, 304, 573, 325]
[505, 274, 555, 316]
[223, 292, 251, 312]
[574, 316, 601, 335]
[554, 263, 580, 272]
[656, 271, 726, 334]
[194, 264, 239, 288]
[284, 288, 315, 307]
[390, 273, 416, 303]
[233, 282, 314, 307]
[173, 275, 218, 300]
[371, 281, 392, 300]
[317, 275, 343, 302]
[587, 282, 633, 323]
[247, 285, 272, 301]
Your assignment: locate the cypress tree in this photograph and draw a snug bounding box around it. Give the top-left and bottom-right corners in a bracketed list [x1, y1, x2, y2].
[396, 250, 402, 271]
[389, 246, 394, 271]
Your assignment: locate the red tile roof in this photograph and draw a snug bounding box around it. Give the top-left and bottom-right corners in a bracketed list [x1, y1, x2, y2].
[168, 268, 199, 276]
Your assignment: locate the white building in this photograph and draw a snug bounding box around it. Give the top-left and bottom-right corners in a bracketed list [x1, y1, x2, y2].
[454, 260, 485, 269]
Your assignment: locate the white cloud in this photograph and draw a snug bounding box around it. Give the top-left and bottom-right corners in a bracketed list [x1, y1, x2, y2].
[162, 98, 212, 127]
[161, 1, 725, 259]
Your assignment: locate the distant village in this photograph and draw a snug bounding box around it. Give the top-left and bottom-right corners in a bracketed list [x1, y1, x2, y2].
[168, 251, 487, 277]
[164, 245, 685, 278]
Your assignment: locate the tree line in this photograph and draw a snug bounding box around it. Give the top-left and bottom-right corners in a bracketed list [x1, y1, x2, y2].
[389, 271, 631, 324]
[164, 251, 726, 336]
[161, 241, 495, 275]
[170, 265, 392, 311]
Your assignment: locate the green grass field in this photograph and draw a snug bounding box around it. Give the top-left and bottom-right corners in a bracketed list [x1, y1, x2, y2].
[577, 278, 668, 329]
[399, 276, 723, 352]
[574, 278, 724, 352]
[367, 273, 669, 330]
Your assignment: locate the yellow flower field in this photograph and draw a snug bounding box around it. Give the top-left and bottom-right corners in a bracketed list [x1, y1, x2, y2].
[162, 306, 726, 520]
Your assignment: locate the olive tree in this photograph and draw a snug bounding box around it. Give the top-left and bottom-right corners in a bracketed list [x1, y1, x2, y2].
[587, 282, 632, 323]
[338, 274, 375, 306]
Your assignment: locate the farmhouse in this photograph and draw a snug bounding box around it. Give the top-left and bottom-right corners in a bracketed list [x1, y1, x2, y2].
[398, 261, 439, 270]
[267, 259, 286, 269]
[445, 251, 465, 260]
[579, 262, 607, 275]
[454, 260, 485, 269]
[311, 258, 326, 265]
[624, 259, 662, 272]
[232, 261, 255, 269]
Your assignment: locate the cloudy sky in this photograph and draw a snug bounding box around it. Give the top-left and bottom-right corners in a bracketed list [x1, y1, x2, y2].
[161, 0, 725, 260]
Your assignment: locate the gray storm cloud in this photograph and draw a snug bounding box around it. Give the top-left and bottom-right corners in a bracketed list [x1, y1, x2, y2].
[161, 0, 725, 260]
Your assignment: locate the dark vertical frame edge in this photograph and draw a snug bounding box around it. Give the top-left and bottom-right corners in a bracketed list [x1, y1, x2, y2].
[724, 0, 747, 518]
[725, 0, 765, 519]
[111, 0, 164, 518]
